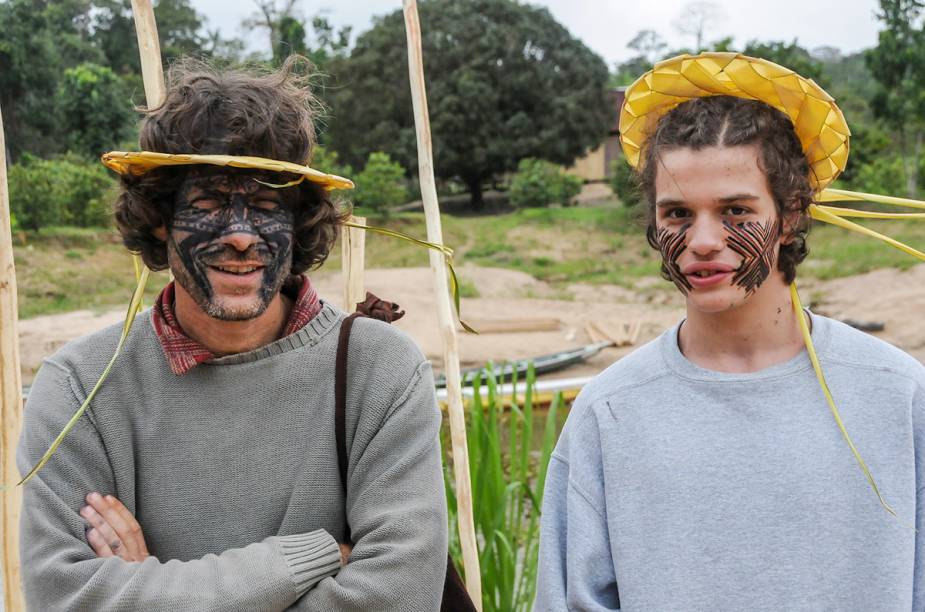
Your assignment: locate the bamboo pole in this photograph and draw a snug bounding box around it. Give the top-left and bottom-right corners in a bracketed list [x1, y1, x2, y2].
[1, 103, 26, 612]
[130, 0, 166, 108]
[341, 216, 367, 313]
[402, 1, 481, 606]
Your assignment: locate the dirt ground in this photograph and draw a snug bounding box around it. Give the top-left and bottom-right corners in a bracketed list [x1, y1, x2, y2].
[17, 264, 925, 386]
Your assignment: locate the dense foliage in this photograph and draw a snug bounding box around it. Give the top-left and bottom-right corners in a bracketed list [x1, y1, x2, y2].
[352, 152, 410, 213]
[322, 0, 611, 208]
[9, 154, 116, 231]
[509, 159, 582, 208]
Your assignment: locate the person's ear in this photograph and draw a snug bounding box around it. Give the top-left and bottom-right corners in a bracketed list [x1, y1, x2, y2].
[153, 226, 168, 241]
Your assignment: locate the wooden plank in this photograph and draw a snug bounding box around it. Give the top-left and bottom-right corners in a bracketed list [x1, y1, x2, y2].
[341, 216, 366, 312]
[1, 101, 26, 612]
[402, 1, 481, 606]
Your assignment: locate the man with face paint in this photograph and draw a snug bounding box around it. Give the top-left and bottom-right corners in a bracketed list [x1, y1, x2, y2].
[535, 59, 925, 610]
[17, 58, 449, 611]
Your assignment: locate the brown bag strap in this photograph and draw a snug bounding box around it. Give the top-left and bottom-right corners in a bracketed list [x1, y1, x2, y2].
[333, 296, 476, 612]
[335, 311, 363, 495]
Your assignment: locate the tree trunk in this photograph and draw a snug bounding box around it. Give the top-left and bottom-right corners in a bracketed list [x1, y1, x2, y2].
[467, 178, 484, 211]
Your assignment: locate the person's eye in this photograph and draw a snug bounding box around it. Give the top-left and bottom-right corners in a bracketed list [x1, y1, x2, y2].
[664, 207, 690, 220]
[252, 199, 280, 211]
[725, 206, 750, 216]
[191, 198, 221, 211]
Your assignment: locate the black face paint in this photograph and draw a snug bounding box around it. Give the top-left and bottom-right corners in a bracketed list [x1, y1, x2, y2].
[723, 218, 780, 295]
[656, 223, 692, 294]
[167, 170, 295, 321]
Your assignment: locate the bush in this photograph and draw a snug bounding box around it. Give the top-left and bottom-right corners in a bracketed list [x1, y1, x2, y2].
[9, 154, 115, 231]
[352, 151, 409, 213]
[609, 155, 642, 207]
[847, 155, 905, 196]
[509, 158, 582, 208]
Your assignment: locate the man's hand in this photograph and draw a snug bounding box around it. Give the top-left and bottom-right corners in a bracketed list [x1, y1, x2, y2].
[338, 543, 352, 567]
[80, 492, 151, 562]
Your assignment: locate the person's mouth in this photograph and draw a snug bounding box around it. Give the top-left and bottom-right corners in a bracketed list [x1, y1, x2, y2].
[205, 262, 266, 279]
[682, 262, 735, 288]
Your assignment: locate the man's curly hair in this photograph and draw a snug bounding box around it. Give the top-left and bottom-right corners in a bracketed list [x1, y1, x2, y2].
[114, 56, 347, 274]
[638, 95, 814, 284]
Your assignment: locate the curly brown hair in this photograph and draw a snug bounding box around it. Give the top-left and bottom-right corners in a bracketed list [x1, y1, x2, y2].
[114, 56, 347, 274]
[638, 95, 814, 284]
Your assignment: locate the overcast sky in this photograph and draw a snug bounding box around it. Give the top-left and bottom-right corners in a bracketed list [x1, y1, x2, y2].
[190, 0, 882, 66]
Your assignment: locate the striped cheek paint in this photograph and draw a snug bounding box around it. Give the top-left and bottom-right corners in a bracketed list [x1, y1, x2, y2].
[723, 218, 781, 294]
[656, 223, 692, 293]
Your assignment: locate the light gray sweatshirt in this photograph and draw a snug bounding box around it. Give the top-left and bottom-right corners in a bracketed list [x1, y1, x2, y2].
[535, 313, 925, 611]
[18, 302, 448, 611]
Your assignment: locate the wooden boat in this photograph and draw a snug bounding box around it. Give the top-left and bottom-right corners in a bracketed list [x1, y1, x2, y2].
[434, 341, 613, 388]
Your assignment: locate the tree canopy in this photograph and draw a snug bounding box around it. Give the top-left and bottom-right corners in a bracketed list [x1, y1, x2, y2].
[322, 0, 611, 207]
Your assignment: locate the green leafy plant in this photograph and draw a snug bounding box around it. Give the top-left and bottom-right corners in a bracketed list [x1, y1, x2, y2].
[352, 151, 409, 213]
[609, 155, 642, 207]
[444, 364, 563, 612]
[509, 158, 582, 208]
[8, 154, 115, 231]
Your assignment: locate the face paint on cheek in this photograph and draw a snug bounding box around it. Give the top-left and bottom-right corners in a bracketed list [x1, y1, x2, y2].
[723, 218, 781, 294]
[656, 223, 693, 294]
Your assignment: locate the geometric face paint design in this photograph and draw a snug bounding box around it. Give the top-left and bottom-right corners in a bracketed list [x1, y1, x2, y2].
[168, 170, 296, 321]
[655, 222, 693, 294]
[723, 218, 780, 295]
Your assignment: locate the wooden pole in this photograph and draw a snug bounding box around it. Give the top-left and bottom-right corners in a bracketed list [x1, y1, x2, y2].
[1, 103, 26, 612]
[341, 216, 367, 312]
[130, 0, 166, 108]
[402, 1, 481, 606]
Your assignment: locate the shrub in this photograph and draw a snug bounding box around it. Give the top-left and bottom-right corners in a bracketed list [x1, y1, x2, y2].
[352, 151, 409, 213]
[609, 155, 641, 207]
[509, 158, 582, 208]
[9, 154, 115, 231]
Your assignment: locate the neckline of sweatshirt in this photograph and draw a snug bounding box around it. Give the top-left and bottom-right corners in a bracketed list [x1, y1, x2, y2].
[658, 310, 831, 384]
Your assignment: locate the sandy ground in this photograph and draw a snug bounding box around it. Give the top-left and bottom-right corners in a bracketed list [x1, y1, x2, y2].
[17, 264, 925, 386]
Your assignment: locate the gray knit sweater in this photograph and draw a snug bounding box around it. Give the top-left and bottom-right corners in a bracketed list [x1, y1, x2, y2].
[17, 302, 448, 611]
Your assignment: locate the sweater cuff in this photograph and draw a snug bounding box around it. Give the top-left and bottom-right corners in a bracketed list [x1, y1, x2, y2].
[273, 531, 342, 597]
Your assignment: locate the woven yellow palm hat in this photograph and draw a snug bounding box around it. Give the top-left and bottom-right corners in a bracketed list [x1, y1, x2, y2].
[101, 151, 355, 191]
[619, 52, 850, 190]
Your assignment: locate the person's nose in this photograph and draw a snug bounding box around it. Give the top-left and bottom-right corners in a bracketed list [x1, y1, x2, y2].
[686, 217, 726, 257]
[219, 199, 259, 252]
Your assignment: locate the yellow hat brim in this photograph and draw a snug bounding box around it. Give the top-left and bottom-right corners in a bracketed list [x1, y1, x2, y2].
[101, 151, 355, 191]
[619, 52, 850, 190]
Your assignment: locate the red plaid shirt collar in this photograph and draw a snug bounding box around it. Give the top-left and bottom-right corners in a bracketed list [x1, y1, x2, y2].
[151, 275, 322, 375]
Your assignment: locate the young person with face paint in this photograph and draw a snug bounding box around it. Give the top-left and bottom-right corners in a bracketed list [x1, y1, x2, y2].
[535, 68, 925, 609]
[17, 59, 448, 611]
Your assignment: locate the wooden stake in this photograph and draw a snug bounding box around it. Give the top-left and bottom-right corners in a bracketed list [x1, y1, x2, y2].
[1, 102, 26, 612]
[402, 1, 481, 606]
[341, 216, 366, 312]
[130, 0, 166, 108]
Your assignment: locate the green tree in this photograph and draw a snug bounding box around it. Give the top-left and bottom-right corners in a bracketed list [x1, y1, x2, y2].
[742, 40, 826, 84]
[0, 0, 102, 159]
[324, 0, 610, 209]
[274, 15, 308, 64]
[57, 63, 136, 157]
[352, 152, 409, 213]
[509, 158, 583, 208]
[92, 0, 216, 76]
[865, 0, 925, 196]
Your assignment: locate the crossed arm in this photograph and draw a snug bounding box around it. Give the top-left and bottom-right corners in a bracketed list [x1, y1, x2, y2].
[78, 492, 352, 566]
